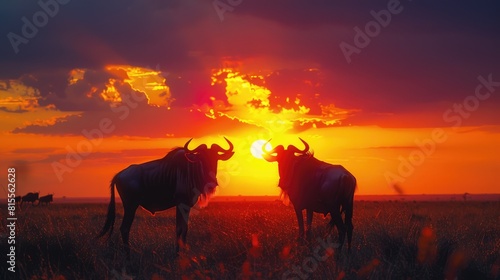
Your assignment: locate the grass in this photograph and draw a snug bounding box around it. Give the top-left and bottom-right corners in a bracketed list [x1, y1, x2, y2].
[1, 200, 499, 279]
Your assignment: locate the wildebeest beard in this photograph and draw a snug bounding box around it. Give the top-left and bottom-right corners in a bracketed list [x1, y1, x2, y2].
[191, 161, 218, 208]
[190, 152, 219, 207]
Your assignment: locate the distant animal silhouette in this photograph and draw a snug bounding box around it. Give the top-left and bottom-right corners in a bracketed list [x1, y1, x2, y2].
[39, 194, 54, 205]
[262, 138, 356, 253]
[21, 192, 39, 205]
[98, 138, 235, 258]
[15, 196, 22, 204]
[463, 192, 469, 201]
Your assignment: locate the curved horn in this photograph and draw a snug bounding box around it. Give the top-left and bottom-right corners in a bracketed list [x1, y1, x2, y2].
[287, 137, 310, 154]
[212, 137, 234, 153]
[262, 139, 282, 154]
[184, 138, 207, 153]
[261, 139, 272, 154]
[262, 139, 283, 162]
[184, 138, 194, 152]
[224, 137, 234, 152]
[212, 137, 235, 161]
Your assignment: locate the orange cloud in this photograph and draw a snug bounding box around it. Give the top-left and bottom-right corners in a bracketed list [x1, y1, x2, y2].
[105, 65, 173, 107]
[0, 80, 41, 113]
[204, 67, 358, 133]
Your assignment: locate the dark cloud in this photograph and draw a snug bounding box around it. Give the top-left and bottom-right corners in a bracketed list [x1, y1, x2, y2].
[0, 0, 210, 77]
[19, 69, 119, 111]
[12, 76, 257, 138]
[168, 71, 228, 107]
[233, 0, 380, 28]
[13, 106, 256, 138]
[36, 148, 187, 165]
[1, 0, 499, 130]
[265, 69, 324, 114]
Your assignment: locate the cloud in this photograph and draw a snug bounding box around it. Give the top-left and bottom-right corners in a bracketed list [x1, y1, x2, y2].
[35, 148, 187, 165]
[206, 68, 358, 132]
[18, 69, 118, 111]
[12, 147, 59, 154]
[1, 0, 499, 130]
[0, 106, 29, 113]
[9, 64, 361, 137]
[12, 78, 256, 138]
[12, 105, 256, 138]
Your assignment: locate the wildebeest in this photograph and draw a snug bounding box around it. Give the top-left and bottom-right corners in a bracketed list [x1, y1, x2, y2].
[21, 192, 39, 205]
[98, 138, 235, 257]
[262, 138, 356, 253]
[39, 194, 54, 205]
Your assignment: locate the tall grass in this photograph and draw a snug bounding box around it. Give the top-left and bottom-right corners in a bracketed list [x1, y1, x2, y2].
[1, 201, 498, 279]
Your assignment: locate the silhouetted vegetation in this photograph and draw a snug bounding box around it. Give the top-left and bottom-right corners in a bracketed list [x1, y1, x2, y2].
[1, 201, 498, 279]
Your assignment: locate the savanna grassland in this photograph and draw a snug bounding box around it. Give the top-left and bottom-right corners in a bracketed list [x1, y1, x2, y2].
[1, 200, 499, 280]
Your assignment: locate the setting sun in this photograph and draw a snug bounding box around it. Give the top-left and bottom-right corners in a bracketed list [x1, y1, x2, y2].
[250, 139, 272, 159]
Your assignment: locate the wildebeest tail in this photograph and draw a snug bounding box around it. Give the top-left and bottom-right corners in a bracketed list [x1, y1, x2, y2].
[97, 175, 116, 239]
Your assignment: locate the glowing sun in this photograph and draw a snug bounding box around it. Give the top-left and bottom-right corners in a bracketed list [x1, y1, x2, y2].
[250, 139, 272, 159]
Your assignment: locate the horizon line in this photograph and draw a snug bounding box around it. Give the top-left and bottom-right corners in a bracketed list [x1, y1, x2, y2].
[3, 193, 496, 203]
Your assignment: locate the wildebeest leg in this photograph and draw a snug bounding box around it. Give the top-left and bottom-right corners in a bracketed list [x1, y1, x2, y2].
[330, 206, 346, 253]
[306, 209, 313, 241]
[175, 206, 190, 254]
[294, 207, 305, 241]
[120, 204, 138, 260]
[344, 201, 354, 253]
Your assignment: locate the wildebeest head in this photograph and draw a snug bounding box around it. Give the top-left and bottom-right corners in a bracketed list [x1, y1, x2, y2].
[261, 138, 310, 189]
[184, 137, 235, 194]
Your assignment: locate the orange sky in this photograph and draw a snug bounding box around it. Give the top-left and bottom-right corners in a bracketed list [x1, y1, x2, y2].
[1, 1, 499, 198]
[1, 65, 499, 198]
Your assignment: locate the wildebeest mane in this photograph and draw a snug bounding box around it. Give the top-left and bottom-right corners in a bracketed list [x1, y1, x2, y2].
[279, 153, 317, 194]
[141, 147, 209, 203]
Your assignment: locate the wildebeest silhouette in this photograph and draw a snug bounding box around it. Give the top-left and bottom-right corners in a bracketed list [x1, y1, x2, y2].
[21, 192, 39, 205]
[262, 138, 357, 253]
[39, 194, 54, 205]
[98, 138, 235, 258]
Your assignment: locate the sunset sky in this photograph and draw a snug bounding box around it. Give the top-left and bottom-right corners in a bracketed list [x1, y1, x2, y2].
[1, 0, 499, 198]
